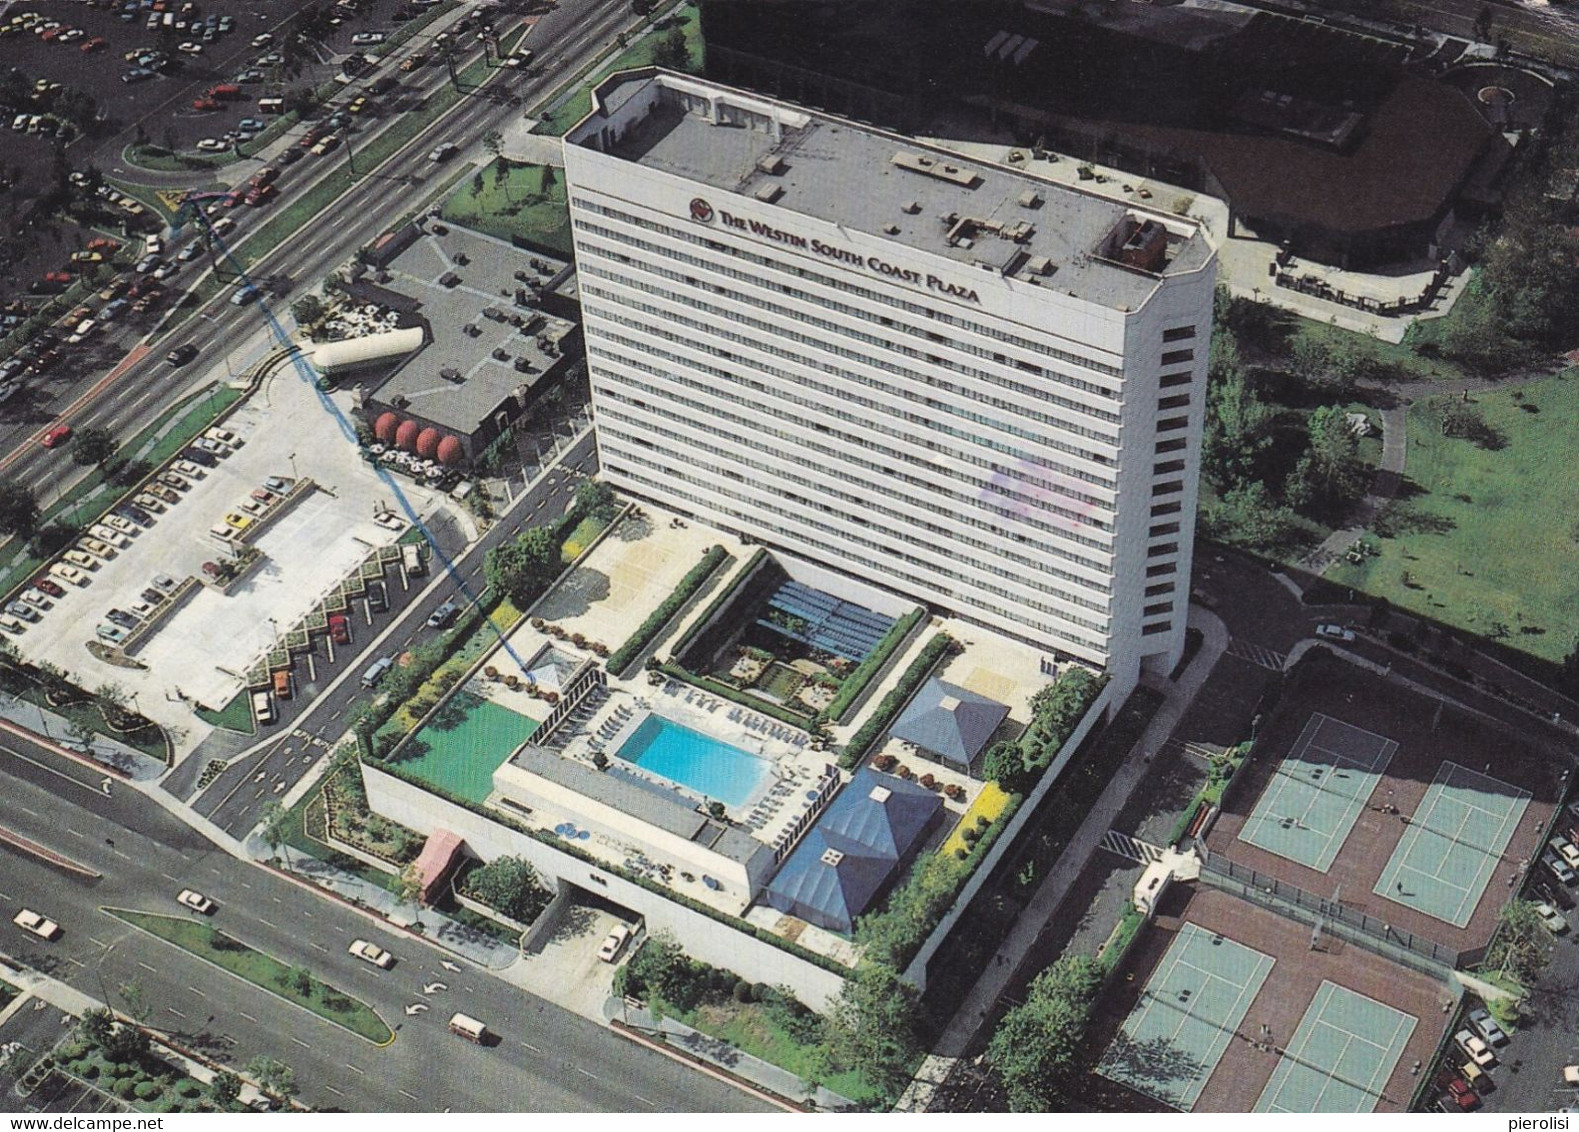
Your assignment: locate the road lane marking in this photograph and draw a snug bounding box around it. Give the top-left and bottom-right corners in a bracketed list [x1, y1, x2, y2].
[344, 1064, 365, 1076]
[137, 962, 156, 973]
[324, 1086, 344, 1097]
[258, 918, 277, 929]
[67, 828, 85, 838]
[520, 1041, 541, 1053]
[634, 1096, 655, 1108]
[209, 867, 222, 875]
[302, 910, 312, 918]
[399, 1089, 419, 1102]
[575, 1067, 596, 1080]
[240, 1012, 258, 1023]
[160, 872, 178, 882]
[166, 1007, 186, 1019]
[309, 942, 328, 953]
[18, 805, 38, 816]
[187, 987, 207, 998]
[88, 937, 107, 948]
[290, 1037, 310, 1049]
[240, 881, 252, 889]
[0, 743, 101, 793]
[111, 849, 130, 861]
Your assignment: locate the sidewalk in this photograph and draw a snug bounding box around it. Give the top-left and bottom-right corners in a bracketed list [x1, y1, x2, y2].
[0, 694, 166, 781]
[608, 999, 856, 1111]
[929, 604, 1231, 1061]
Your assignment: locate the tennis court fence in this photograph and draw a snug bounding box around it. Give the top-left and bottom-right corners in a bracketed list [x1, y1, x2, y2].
[1197, 846, 1462, 974]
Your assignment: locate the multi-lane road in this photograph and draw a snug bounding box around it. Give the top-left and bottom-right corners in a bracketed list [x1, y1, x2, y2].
[0, 731, 767, 1112]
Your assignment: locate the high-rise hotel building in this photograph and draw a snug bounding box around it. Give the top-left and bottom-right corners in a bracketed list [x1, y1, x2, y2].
[563, 72, 1216, 694]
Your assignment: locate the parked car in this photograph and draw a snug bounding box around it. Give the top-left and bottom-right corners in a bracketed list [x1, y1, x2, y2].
[63, 550, 99, 570]
[1550, 837, 1579, 870]
[206, 427, 240, 447]
[1544, 851, 1577, 886]
[183, 447, 218, 468]
[1467, 1007, 1509, 1047]
[96, 623, 128, 644]
[152, 574, 178, 594]
[174, 460, 207, 479]
[263, 476, 293, 493]
[348, 939, 394, 968]
[114, 503, 153, 526]
[1534, 901, 1569, 934]
[79, 537, 117, 559]
[328, 613, 350, 644]
[158, 472, 191, 492]
[4, 602, 39, 623]
[49, 564, 90, 587]
[103, 515, 139, 536]
[1455, 1029, 1496, 1067]
[33, 578, 64, 599]
[106, 609, 138, 630]
[598, 925, 632, 963]
[350, 31, 384, 45]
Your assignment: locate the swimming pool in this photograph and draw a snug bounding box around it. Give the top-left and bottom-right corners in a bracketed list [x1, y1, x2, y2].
[616, 714, 773, 809]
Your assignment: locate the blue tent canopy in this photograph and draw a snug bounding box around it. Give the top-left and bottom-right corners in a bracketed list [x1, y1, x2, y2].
[889, 677, 1009, 772]
[762, 769, 943, 934]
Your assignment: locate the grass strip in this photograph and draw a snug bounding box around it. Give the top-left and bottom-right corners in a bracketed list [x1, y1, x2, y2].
[194, 687, 255, 734]
[106, 908, 393, 1044]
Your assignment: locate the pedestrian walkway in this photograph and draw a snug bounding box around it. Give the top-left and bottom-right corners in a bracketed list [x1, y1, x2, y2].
[608, 999, 855, 1111]
[1225, 638, 1287, 671]
[927, 604, 1231, 1063]
[1100, 830, 1166, 865]
[0, 694, 166, 781]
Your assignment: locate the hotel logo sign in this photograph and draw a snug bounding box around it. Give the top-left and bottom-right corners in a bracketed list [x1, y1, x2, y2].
[688, 201, 981, 304]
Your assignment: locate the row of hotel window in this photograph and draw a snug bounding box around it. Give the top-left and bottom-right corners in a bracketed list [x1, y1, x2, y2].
[584, 332, 1120, 565]
[575, 228, 1128, 429]
[569, 199, 1134, 386]
[594, 390, 1114, 615]
[577, 262, 1124, 469]
[601, 444, 1115, 642]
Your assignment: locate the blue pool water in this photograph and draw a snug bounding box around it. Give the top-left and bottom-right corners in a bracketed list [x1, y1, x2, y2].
[617, 715, 773, 808]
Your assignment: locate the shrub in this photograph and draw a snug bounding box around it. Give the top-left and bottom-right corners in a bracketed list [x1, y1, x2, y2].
[115, 1078, 138, 1099]
[175, 1079, 201, 1098]
[134, 1081, 160, 1100]
[732, 978, 753, 1003]
[816, 605, 926, 724]
[80, 1063, 100, 1080]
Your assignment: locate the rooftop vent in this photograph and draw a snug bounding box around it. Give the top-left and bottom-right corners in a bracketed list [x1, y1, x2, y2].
[868, 785, 892, 804]
[1018, 189, 1042, 209]
[901, 201, 921, 215]
[882, 223, 901, 235]
[938, 695, 960, 711]
[439, 367, 463, 383]
[1025, 255, 1056, 277]
[756, 153, 787, 175]
[891, 150, 981, 188]
[820, 848, 845, 867]
[753, 183, 784, 204]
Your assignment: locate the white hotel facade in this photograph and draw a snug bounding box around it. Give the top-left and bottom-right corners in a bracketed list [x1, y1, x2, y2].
[563, 72, 1217, 695]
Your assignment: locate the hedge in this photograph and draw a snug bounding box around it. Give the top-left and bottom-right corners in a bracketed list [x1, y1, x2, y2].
[606, 545, 730, 677]
[839, 632, 954, 768]
[667, 546, 768, 663]
[1165, 798, 1204, 848]
[817, 605, 926, 725]
[657, 661, 815, 728]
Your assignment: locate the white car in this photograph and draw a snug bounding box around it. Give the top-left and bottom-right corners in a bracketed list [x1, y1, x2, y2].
[597, 925, 632, 963]
[348, 939, 394, 968]
[1455, 1028, 1496, 1067]
[1467, 1007, 1509, 1047]
[19, 589, 52, 610]
[89, 525, 131, 549]
[174, 459, 207, 479]
[1535, 901, 1569, 935]
[1314, 623, 1354, 642]
[205, 427, 240, 446]
[350, 31, 384, 45]
[196, 137, 227, 152]
[177, 889, 216, 914]
[49, 563, 90, 587]
[103, 515, 140, 537]
[1550, 837, 1579, 870]
[177, 40, 202, 54]
[13, 909, 60, 940]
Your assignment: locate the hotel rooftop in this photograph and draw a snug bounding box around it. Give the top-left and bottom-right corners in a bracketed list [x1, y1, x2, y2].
[575, 70, 1213, 312]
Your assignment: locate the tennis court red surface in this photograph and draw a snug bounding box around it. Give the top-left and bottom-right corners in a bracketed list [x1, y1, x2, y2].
[1203, 651, 1562, 954]
[1093, 885, 1445, 1112]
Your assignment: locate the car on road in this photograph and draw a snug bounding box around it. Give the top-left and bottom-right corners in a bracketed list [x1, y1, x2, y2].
[348, 939, 394, 968]
[177, 890, 216, 914]
[279, 146, 304, 166]
[427, 142, 458, 163]
[1534, 901, 1569, 934]
[328, 613, 351, 644]
[12, 909, 60, 940]
[41, 424, 72, 449]
[1454, 1029, 1496, 1067]
[49, 564, 89, 588]
[1467, 1007, 1509, 1047]
[230, 283, 260, 307]
[33, 578, 64, 599]
[177, 242, 204, 262]
[1314, 623, 1354, 642]
[350, 31, 384, 45]
[427, 600, 459, 629]
[311, 134, 341, 155]
[598, 925, 632, 963]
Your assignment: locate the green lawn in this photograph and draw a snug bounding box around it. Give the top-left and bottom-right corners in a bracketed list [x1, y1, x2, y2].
[1292, 311, 1474, 385]
[559, 514, 608, 562]
[440, 162, 571, 256]
[194, 687, 255, 735]
[1327, 372, 1579, 662]
[533, 2, 703, 136]
[106, 908, 393, 1043]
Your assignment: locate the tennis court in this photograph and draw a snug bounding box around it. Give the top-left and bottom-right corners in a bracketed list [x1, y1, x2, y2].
[1254, 981, 1416, 1112]
[1097, 922, 1275, 1111]
[1238, 714, 1398, 872]
[1374, 760, 1530, 927]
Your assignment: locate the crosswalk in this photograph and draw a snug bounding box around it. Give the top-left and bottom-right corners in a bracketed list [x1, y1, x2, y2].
[1101, 830, 1166, 864]
[1226, 639, 1287, 671]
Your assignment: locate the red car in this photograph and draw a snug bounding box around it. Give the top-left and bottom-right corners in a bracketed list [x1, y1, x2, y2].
[33, 578, 64, 598]
[1440, 1074, 1478, 1110]
[82, 36, 106, 53]
[41, 425, 72, 449]
[328, 614, 350, 645]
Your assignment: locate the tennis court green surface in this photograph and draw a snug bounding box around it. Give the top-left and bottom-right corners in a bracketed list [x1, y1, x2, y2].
[1097, 922, 1274, 1110]
[1239, 714, 1398, 872]
[1254, 981, 1416, 1112]
[1374, 760, 1530, 927]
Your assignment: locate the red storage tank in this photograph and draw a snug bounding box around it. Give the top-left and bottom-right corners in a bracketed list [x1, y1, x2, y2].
[415, 427, 440, 460]
[394, 419, 420, 452]
[373, 412, 400, 444]
[435, 435, 464, 466]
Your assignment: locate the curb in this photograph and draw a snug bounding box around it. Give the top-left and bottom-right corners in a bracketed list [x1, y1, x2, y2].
[608, 1019, 805, 1113]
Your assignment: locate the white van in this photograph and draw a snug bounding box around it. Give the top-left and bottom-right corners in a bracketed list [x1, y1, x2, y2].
[401, 543, 425, 576]
[448, 1013, 486, 1043]
[360, 656, 393, 689]
[257, 97, 284, 114]
[251, 690, 274, 724]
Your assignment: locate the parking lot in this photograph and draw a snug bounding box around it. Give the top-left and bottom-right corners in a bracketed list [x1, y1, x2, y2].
[7, 349, 455, 744]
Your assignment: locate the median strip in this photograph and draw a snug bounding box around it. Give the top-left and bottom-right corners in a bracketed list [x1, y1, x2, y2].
[104, 907, 394, 1045]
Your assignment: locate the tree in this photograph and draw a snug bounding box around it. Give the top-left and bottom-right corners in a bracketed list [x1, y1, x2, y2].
[482, 129, 503, 162]
[1490, 899, 1553, 987]
[821, 961, 923, 1105]
[117, 980, 150, 1023]
[0, 480, 40, 540]
[988, 955, 1103, 1111]
[651, 25, 689, 71]
[1202, 353, 1273, 490]
[575, 479, 618, 522]
[464, 856, 549, 923]
[1285, 405, 1367, 516]
[290, 295, 325, 328]
[485, 526, 560, 608]
[244, 1055, 297, 1106]
[80, 1007, 116, 1049]
[104, 1019, 150, 1063]
[260, 800, 291, 865]
[1202, 481, 1295, 554]
[212, 1070, 243, 1108]
[396, 862, 424, 922]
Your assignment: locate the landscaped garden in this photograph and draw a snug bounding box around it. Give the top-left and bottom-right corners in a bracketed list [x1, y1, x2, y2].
[45, 1009, 247, 1112]
[439, 161, 571, 257]
[663, 552, 923, 728]
[106, 909, 393, 1044]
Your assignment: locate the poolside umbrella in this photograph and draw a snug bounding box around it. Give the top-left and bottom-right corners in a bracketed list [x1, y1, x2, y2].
[702, 876, 721, 891]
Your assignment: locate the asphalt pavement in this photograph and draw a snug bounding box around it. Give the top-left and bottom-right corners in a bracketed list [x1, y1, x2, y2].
[0, 733, 767, 1113]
